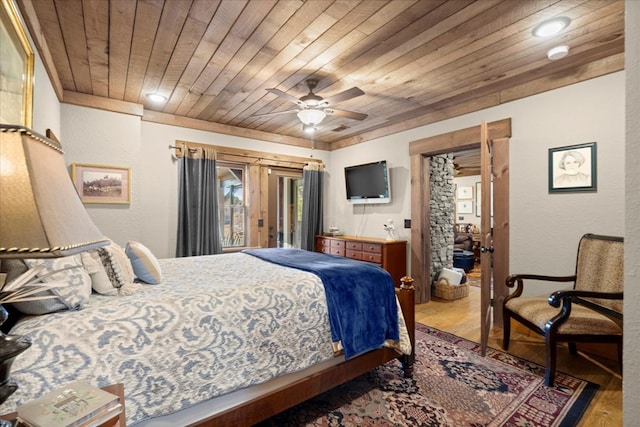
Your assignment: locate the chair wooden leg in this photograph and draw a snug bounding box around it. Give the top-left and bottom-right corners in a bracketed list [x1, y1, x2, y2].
[503, 313, 511, 350]
[545, 335, 557, 387]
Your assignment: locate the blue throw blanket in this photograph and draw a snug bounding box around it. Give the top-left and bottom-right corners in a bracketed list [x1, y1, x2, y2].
[243, 248, 399, 359]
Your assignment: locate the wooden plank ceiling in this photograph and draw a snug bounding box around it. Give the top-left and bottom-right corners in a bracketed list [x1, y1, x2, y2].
[18, 0, 624, 159]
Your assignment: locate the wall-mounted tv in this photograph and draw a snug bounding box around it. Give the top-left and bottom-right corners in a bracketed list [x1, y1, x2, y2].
[344, 160, 391, 204]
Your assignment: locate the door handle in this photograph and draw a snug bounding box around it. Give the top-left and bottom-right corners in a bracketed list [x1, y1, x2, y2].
[480, 246, 494, 253]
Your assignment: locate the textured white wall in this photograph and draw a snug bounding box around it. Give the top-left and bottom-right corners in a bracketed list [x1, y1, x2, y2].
[327, 72, 625, 296]
[60, 105, 143, 248]
[624, 1, 640, 424]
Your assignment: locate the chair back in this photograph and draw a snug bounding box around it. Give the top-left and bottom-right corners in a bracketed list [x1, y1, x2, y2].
[574, 234, 624, 315]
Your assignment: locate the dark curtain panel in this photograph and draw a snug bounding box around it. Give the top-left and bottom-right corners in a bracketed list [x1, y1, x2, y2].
[176, 146, 223, 257]
[300, 163, 323, 251]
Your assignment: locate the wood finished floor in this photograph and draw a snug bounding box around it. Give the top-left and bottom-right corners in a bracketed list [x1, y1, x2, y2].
[416, 285, 623, 427]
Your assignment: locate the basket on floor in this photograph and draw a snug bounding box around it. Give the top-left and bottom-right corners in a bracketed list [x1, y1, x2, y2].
[434, 278, 469, 300]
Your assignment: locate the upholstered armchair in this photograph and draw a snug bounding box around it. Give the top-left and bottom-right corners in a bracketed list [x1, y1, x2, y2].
[502, 233, 623, 386]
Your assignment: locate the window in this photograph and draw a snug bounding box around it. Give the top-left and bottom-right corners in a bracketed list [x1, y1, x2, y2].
[217, 162, 246, 248]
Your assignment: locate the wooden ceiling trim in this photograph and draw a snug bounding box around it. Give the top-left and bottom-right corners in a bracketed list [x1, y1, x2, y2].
[500, 52, 624, 103]
[107, 0, 135, 100]
[83, 0, 109, 98]
[124, 0, 164, 102]
[63, 91, 143, 116]
[408, 118, 511, 156]
[16, 0, 63, 100]
[138, 0, 194, 104]
[167, 0, 247, 116]
[145, 110, 326, 151]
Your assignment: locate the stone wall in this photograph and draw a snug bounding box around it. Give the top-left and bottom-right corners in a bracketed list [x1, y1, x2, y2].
[429, 154, 455, 285]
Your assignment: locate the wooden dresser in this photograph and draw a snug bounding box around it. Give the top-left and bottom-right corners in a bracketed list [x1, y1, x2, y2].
[315, 235, 407, 286]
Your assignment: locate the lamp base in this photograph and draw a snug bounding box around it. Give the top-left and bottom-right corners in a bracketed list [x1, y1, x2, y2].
[0, 305, 31, 406]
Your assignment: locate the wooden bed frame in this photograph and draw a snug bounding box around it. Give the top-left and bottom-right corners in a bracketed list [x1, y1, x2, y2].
[190, 276, 416, 427]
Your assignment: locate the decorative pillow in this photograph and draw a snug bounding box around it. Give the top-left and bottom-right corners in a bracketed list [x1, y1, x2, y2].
[97, 241, 137, 293]
[9, 255, 92, 315]
[81, 250, 118, 296]
[125, 241, 163, 284]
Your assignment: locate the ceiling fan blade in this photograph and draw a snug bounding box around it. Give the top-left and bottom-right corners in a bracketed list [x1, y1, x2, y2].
[322, 87, 364, 106]
[252, 109, 299, 118]
[324, 108, 368, 121]
[266, 88, 303, 106]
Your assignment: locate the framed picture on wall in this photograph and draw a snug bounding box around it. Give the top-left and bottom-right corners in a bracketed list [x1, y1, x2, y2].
[71, 163, 131, 204]
[457, 186, 473, 199]
[0, 0, 34, 127]
[457, 201, 473, 214]
[548, 142, 597, 193]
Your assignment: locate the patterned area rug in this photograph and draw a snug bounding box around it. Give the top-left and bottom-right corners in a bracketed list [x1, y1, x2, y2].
[260, 324, 598, 426]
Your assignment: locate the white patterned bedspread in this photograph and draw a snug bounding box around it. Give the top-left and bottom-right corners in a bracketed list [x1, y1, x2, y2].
[5, 253, 341, 425]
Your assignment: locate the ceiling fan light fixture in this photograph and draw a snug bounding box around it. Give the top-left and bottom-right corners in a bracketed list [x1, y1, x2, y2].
[302, 124, 316, 134]
[532, 16, 571, 38]
[297, 109, 326, 125]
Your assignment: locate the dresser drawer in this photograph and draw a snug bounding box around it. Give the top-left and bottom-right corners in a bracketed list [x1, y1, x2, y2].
[330, 239, 345, 249]
[318, 246, 331, 254]
[318, 238, 331, 248]
[330, 247, 345, 256]
[361, 252, 382, 264]
[346, 250, 362, 260]
[362, 243, 382, 254]
[345, 241, 362, 251]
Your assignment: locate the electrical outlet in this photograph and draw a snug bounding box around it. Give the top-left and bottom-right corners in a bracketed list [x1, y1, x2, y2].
[404, 219, 411, 228]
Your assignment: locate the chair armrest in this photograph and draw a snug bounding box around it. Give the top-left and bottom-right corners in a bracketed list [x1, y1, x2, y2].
[505, 274, 576, 300]
[548, 289, 624, 307]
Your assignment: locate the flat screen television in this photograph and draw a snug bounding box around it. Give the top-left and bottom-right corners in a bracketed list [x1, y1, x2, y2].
[344, 160, 391, 204]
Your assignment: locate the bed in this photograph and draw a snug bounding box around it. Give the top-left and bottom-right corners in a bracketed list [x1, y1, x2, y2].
[1, 246, 415, 426]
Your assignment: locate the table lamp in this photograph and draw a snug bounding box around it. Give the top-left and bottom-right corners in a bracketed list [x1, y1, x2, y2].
[0, 124, 109, 409]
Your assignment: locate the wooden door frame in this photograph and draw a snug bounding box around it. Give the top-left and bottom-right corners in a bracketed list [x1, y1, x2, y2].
[408, 119, 511, 327]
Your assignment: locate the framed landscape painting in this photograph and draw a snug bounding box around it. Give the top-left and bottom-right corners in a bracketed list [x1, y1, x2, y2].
[71, 163, 131, 204]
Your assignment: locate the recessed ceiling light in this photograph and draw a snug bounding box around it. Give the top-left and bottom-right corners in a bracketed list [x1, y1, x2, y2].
[547, 45, 570, 60]
[533, 17, 571, 38]
[146, 93, 167, 103]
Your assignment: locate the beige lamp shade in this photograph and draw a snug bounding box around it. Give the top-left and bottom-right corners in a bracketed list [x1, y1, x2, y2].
[0, 125, 109, 258]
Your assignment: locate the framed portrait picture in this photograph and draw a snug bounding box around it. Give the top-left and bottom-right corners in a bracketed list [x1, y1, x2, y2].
[0, 0, 34, 127]
[457, 200, 473, 214]
[71, 163, 131, 204]
[457, 186, 473, 200]
[548, 142, 597, 193]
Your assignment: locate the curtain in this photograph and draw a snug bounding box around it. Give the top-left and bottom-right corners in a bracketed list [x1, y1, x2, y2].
[176, 145, 223, 257]
[300, 162, 323, 251]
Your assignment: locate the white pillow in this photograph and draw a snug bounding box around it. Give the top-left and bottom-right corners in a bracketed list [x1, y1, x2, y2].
[10, 255, 92, 315]
[81, 250, 118, 296]
[97, 241, 136, 289]
[125, 241, 162, 284]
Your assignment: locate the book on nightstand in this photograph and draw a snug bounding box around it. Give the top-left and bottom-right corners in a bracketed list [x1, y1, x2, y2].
[15, 381, 122, 427]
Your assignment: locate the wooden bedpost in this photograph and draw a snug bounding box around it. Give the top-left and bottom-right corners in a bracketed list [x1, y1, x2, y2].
[396, 276, 415, 378]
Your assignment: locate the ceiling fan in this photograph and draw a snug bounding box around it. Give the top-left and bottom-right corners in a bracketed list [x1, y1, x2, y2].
[256, 79, 368, 131]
